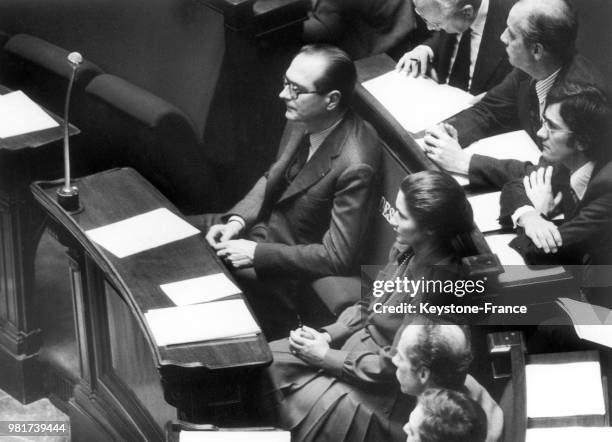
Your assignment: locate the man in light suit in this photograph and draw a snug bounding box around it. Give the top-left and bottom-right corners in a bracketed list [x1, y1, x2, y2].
[397, 0, 515, 96]
[201, 45, 381, 338]
[422, 0, 604, 189]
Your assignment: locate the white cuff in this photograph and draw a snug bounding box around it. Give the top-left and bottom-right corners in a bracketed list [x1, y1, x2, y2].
[512, 206, 536, 228]
[228, 215, 246, 228]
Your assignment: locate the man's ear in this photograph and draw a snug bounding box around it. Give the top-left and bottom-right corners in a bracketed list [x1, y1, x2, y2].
[418, 366, 431, 386]
[460, 5, 475, 20]
[532, 42, 545, 61]
[326, 90, 341, 111]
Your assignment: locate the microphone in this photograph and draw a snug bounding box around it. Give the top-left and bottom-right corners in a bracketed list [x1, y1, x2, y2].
[56, 51, 83, 212]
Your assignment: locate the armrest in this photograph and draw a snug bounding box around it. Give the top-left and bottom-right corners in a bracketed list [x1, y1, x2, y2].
[310, 276, 362, 316]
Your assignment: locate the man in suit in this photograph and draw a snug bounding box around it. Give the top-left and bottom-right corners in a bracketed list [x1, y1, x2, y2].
[404, 389, 487, 442]
[499, 83, 612, 301]
[303, 0, 427, 60]
[201, 45, 381, 338]
[423, 0, 604, 189]
[396, 0, 515, 96]
[392, 321, 503, 442]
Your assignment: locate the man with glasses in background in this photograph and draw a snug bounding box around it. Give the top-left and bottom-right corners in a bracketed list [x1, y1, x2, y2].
[421, 0, 605, 190]
[193, 44, 381, 339]
[396, 0, 515, 96]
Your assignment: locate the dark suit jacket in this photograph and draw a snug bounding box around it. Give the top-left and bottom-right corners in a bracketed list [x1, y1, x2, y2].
[424, 0, 515, 95]
[499, 160, 612, 269]
[449, 54, 604, 189]
[449, 54, 604, 148]
[228, 112, 381, 280]
[303, 0, 422, 60]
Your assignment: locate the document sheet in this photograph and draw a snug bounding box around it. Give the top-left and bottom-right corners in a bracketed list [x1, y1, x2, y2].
[557, 298, 612, 348]
[161, 273, 242, 306]
[464, 130, 542, 163]
[362, 71, 474, 133]
[0, 90, 59, 138]
[526, 427, 612, 442]
[525, 361, 605, 418]
[180, 431, 290, 442]
[485, 233, 567, 282]
[86, 208, 200, 258]
[468, 191, 502, 232]
[144, 299, 260, 346]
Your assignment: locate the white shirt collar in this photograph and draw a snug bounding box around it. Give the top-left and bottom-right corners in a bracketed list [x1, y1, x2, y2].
[470, 0, 489, 36]
[570, 161, 595, 200]
[535, 68, 561, 112]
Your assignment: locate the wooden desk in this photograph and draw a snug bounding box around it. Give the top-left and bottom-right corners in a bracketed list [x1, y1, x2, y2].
[492, 331, 610, 442]
[31, 168, 271, 441]
[0, 85, 78, 402]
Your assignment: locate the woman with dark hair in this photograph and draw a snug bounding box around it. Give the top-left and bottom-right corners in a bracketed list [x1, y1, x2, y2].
[262, 170, 478, 442]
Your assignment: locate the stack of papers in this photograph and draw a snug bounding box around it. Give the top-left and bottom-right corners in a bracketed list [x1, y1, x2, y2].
[526, 361, 605, 418]
[557, 298, 612, 348]
[145, 299, 260, 346]
[362, 71, 474, 133]
[0, 90, 59, 138]
[86, 208, 200, 258]
[468, 191, 502, 232]
[526, 427, 612, 442]
[161, 273, 241, 306]
[180, 431, 290, 442]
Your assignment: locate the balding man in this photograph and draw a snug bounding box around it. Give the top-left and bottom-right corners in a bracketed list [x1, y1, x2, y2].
[404, 388, 487, 442]
[397, 0, 515, 95]
[392, 322, 503, 442]
[423, 0, 604, 189]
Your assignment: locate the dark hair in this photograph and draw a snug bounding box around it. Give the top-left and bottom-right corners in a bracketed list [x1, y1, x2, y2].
[407, 323, 473, 390]
[417, 389, 487, 442]
[399, 171, 474, 244]
[298, 44, 356, 108]
[547, 83, 612, 163]
[520, 0, 578, 64]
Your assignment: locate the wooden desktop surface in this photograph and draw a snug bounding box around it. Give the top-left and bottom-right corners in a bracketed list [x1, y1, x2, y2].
[31, 167, 272, 370]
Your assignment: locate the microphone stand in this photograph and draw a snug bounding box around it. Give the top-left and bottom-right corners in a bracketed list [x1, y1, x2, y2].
[56, 53, 82, 213]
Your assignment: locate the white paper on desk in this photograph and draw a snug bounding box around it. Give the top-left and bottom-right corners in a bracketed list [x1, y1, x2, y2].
[161, 273, 241, 306]
[362, 71, 474, 133]
[179, 430, 291, 442]
[144, 299, 260, 346]
[468, 192, 502, 232]
[86, 208, 199, 258]
[557, 297, 612, 347]
[0, 90, 59, 138]
[464, 130, 542, 163]
[526, 427, 612, 442]
[485, 233, 566, 283]
[180, 431, 290, 442]
[526, 361, 605, 418]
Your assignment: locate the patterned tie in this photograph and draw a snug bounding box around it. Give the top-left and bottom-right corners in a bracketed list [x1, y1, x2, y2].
[448, 28, 472, 91]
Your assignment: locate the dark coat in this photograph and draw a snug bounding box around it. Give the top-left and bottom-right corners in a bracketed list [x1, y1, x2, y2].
[425, 0, 516, 95]
[228, 112, 381, 280]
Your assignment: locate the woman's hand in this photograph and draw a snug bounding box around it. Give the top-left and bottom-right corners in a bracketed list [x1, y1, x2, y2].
[288, 326, 331, 368]
[524, 166, 562, 216]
